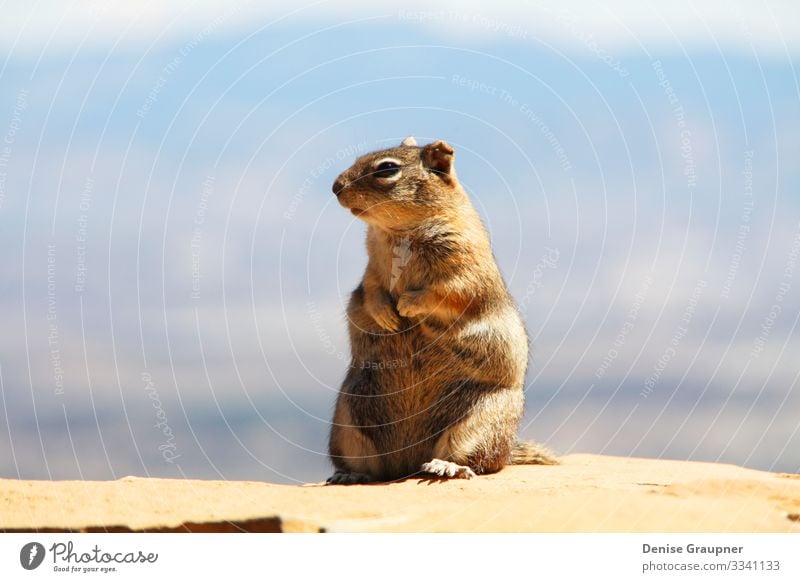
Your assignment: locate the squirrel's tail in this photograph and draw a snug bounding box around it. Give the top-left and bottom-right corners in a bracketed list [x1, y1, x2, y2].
[509, 441, 559, 465]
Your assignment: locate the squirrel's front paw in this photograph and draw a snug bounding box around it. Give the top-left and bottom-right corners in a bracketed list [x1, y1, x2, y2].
[396, 290, 428, 319]
[369, 301, 402, 332]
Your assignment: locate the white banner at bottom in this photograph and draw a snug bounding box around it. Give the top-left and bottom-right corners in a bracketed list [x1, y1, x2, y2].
[1, 533, 797, 581]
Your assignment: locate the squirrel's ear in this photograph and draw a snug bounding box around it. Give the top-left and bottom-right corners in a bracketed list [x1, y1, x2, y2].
[401, 136, 417, 147]
[421, 140, 455, 180]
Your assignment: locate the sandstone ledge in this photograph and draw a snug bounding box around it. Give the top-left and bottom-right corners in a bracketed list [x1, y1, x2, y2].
[1, 455, 798, 533]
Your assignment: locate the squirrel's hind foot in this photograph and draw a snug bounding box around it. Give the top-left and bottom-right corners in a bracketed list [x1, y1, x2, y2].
[421, 459, 476, 480]
[326, 470, 374, 485]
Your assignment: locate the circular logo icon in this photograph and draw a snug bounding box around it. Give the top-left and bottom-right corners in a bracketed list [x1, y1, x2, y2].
[20, 542, 46, 570]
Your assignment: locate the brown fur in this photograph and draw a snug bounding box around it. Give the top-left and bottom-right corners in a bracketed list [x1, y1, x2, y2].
[327, 137, 556, 484]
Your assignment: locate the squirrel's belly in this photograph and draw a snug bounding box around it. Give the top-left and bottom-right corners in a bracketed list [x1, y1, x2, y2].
[345, 300, 528, 478]
[347, 326, 447, 477]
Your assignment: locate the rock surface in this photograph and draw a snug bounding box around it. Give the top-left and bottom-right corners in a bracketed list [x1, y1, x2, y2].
[1, 455, 798, 532]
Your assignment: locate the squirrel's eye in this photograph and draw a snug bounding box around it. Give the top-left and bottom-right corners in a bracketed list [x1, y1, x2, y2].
[373, 161, 401, 179]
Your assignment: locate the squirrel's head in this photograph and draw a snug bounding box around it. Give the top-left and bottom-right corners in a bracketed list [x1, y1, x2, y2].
[332, 137, 462, 231]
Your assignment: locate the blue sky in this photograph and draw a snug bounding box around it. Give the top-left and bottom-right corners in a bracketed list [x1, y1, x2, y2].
[0, 1, 798, 483]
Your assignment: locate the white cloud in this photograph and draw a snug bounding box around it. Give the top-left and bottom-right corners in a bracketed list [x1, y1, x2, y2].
[1, 0, 799, 57]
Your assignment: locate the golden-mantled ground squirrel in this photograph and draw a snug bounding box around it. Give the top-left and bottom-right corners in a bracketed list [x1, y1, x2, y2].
[327, 136, 556, 484]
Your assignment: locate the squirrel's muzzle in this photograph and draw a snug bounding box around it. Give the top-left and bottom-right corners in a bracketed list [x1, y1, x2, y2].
[332, 175, 347, 197]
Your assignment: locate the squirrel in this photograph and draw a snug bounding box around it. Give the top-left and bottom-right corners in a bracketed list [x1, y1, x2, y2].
[327, 136, 557, 484]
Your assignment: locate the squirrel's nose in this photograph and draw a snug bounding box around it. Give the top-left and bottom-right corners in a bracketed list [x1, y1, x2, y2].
[332, 176, 346, 197]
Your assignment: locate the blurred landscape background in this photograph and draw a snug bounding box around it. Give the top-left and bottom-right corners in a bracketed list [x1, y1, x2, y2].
[0, 0, 798, 483]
